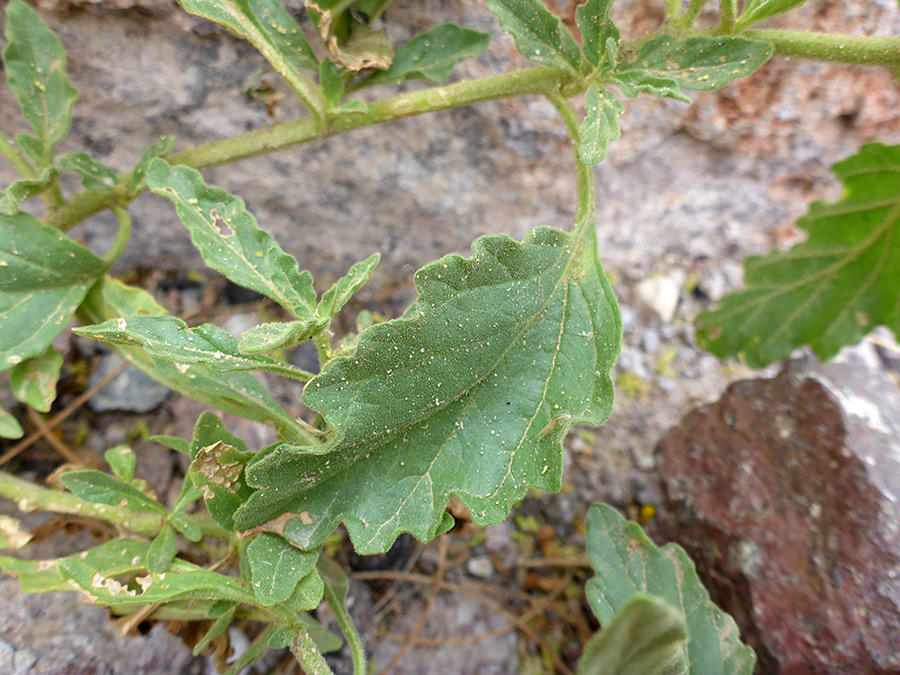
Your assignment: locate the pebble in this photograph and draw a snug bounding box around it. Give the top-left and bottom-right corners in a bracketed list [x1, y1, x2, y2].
[635, 276, 680, 322]
[466, 555, 494, 579]
[87, 354, 171, 414]
[640, 329, 660, 353]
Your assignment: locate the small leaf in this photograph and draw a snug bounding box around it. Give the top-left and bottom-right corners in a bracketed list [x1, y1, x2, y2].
[193, 604, 235, 656]
[3, 0, 78, 165]
[75, 315, 311, 380]
[585, 504, 755, 674]
[171, 512, 203, 542]
[238, 319, 327, 354]
[333, 99, 368, 114]
[735, 0, 808, 31]
[58, 152, 118, 193]
[104, 444, 136, 482]
[130, 135, 177, 192]
[235, 225, 621, 554]
[149, 434, 191, 456]
[576, 0, 620, 69]
[147, 522, 177, 573]
[147, 160, 317, 320]
[0, 167, 60, 215]
[268, 625, 295, 649]
[485, 0, 581, 74]
[317, 253, 380, 319]
[364, 25, 490, 86]
[0, 407, 23, 439]
[577, 595, 688, 675]
[9, 345, 63, 412]
[579, 84, 624, 166]
[76, 278, 305, 439]
[309, 4, 393, 72]
[696, 142, 900, 366]
[246, 532, 320, 606]
[319, 58, 344, 108]
[613, 35, 772, 102]
[222, 625, 277, 675]
[0, 514, 32, 550]
[282, 567, 324, 611]
[188, 413, 253, 530]
[61, 470, 167, 515]
[1, 212, 107, 371]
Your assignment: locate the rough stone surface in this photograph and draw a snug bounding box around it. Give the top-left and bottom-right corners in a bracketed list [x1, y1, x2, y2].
[87, 353, 172, 413]
[656, 361, 900, 674]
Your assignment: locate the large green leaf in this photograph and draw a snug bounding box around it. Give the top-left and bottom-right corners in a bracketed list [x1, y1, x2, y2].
[1, 212, 107, 371]
[233, 225, 620, 553]
[696, 143, 900, 366]
[734, 0, 808, 31]
[0, 167, 60, 215]
[485, 0, 581, 74]
[3, 0, 78, 166]
[76, 277, 304, 438]
[612, 35, 772, 103]
[577, 595, 688, 675]
[10, 345, 63, 413]
[579, 84, 624, 166]
[147, 160, 317, 320]
[364, 24, 491, 86]
[246, 532, 320, 606]
[75, 315, 311, 380]
[585, 504, 755, 675]
[576, 0, 620, 69]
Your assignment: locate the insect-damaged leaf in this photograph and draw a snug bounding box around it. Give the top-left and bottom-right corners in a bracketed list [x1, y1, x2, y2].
[485, 0, 581, 74]
[0, 167, 60, 215]
[10, 345, 63, 413]
[696, 143, 900, 366]
[3, 0, 78, 166]
[579, 84, 624, 166]
[147, 160, 317, 320]
[1, 212, 107, 372]
[307, 1, 393, 73]
[234, 226, 620, 553]
[576, 0, 620, 69]
[246, 532, 320, 606]
[584, 504, 755, 675]
[612, 35, 772, 103]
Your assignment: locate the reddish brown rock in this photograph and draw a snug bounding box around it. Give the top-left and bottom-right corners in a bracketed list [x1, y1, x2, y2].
[656, 361, 900, 674]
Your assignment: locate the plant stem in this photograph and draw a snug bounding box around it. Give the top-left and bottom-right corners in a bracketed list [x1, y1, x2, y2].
[0, 133, 37, 180]
[102, 207, 133, 265]
[745, 29, 900, 67]
[664, 0, 682, 23]
[290, 624, 336, 675]
[322, 574, 366, 675]
[717, 0, 737, 33]
[681, 0, 712, 28]
[46, 66, 573, 232]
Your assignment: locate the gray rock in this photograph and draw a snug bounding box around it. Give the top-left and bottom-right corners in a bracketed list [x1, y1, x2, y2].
[466, 555, 494, 579]
[639, 328, 660, 353]
[88, 354, 172, 414]
[634, 276, 680, 322]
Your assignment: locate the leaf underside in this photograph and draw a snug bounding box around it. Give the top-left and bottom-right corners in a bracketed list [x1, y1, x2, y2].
[585, 504, 755, 675]
[234, 226, 620, 554]
[696, 142, 900, 366]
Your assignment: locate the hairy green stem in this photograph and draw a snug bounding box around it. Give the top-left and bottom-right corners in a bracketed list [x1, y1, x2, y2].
[102, 207, 133, 265]
[0, 133, 37, 180]
[290, 624, 335, 675]
[664, 0, 682, 22]
[681, 0, 712, 28]
[46, 66, 573, 232]
[717, 0, 737, 33]
[322, 575, 366, 675]
[744, 29, 900, 67]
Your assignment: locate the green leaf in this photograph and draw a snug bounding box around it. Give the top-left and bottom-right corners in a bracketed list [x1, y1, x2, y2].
[238, 319, 327, 354]
[104, 444, 136, 482]
[579, 84, 624, 166]
[0, 167, 60, 215]
[147, 522, 177, 573]
[575, 0, 620, 69]
[735, 0, 808, 31]
[612, 35, 772, 103]
[76, 277, 304, 438]
[234, 225, 621, 553]
[584, 504, 755, 674]
[75, 315, 311, 380]
[149, 434, 191, 456]
[696, 142, 900, 366]
[333, 98, 368, 115]
[246, 532, 320, 606]
[485, 0, 581, 74]
[58, 152, 117, 193]
[1, 212, 107, 372]
[308, 4, 393, 72]
[364, 24, 490, 86]
[171, 512, 203, 542]
[3, 0, 78, 166]
[0, 407, 23, 439]
[60, 470, 168, 515]
[317, 253, 380, 319]
[147, 160, 317, 320]
[319, 58, 344, 108]
[9, 345, 63, 413]
[130, 135, 177, 192]
[282, 567, 324, 611]
[577, 595, 687, 675]
[268, 625, 295, 649]
[193, 604, 235, 655]
[188, 413, 254, 530]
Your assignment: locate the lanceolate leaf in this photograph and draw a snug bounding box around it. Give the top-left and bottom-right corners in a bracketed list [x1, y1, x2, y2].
[585, 504, 755, 674]
[130, 135, 176, 192]
[60, 470, 168, 515]
[246, 532, 320, 606]
[76, 277, 304, 438]
[735, 0, 808, 31]
[317, 253, 380, 319]
[3, 0, 78, 166]
[696, 143, 900, 366]
[576, 0, 620, 69]
[0, 407, 23, 439]
[147, 522, 178, 573]
[364, 24, 491, 86]
[0, 167, 60, 215]
[58, 152, 117, 193]
[234, 225, 621, 553]
[485, 0, 581, 74]
[10, 345, 63, 413]
[612, 35, 772, 103]
[147, 160, 318, 320]
[104, 445, 136, 482]
[577, 595, 688, 675]
[75, 315, 311, 380]
[579, 84, 624, 166]
[1, 212, 107, 371]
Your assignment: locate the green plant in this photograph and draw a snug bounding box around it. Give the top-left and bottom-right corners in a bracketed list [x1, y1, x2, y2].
[1, 0, 897, 672]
